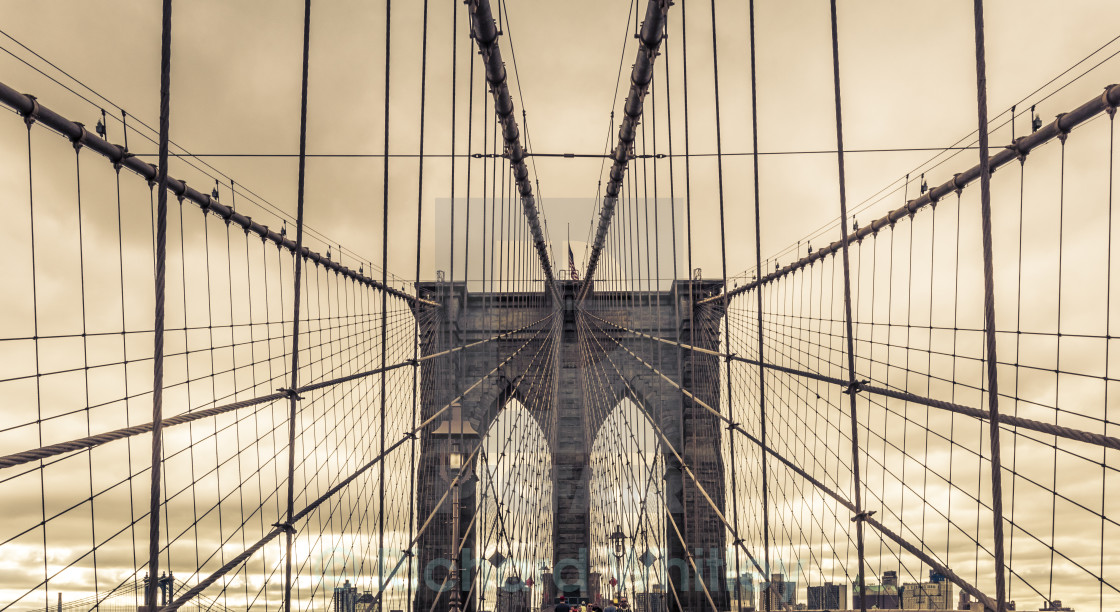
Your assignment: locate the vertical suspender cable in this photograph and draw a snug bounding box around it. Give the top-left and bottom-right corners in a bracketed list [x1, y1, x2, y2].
[378, 0, 392, 603]
[466, 0, 555, 296]
[464, 47, 474, 304]
[283, 2, 314, 611]
[580, 0, 670, 298]
[146, 0, 174, 608]
[970, 1, 1007, 610]
[826, 4, 868, 611]
[745, 3, 772, 609]
[678, 5, 697, 606]
[408, 0, 431, 609]
[660, 25, 691, 611]
[706, 2, 742, 611]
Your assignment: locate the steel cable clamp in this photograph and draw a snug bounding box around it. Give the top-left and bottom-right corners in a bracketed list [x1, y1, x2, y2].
[850, 510, 876, 523]
[271, 521, 296, 535]
[277, 387, 304, 401]
[843, 379, 869, 396]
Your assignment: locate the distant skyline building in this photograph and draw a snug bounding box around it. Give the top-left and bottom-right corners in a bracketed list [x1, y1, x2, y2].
[900, 571, 953, 609]
[333, 579, 358, 612]
[355, 591, 376, 612]
[731, 573, 756, 612]
[806, 582, 846, 611]
[541, 572, 555, 607]
[589, 572, 602, 605]
[882, 571, 898, 588]
[760, 574, 796, 611]
[852, 582, 900, 610]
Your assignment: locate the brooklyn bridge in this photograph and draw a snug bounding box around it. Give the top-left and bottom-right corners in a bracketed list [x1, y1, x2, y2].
[0, 1, 1117, 612]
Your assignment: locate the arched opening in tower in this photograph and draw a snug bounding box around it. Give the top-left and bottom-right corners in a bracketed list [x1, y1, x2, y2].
[474, 398, 554, 612]
[589, 397, 667, 611]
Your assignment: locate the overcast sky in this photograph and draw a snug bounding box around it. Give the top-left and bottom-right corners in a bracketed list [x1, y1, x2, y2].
[1, 0, 1117, 280]
[1, 1, 1119, 611]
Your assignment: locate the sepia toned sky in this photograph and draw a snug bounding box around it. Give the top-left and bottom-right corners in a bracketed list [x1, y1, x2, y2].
[1, 1, 1119, 611]
[1, 0, 1116, 280]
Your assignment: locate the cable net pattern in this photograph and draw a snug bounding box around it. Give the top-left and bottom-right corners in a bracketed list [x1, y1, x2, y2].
[1, 1, 1119, 612]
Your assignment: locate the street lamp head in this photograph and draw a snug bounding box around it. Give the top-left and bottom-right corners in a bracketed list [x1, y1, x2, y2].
[430, 403, 480, 438]
[610, 525, 626, 557]
[430, 403, 478, 479]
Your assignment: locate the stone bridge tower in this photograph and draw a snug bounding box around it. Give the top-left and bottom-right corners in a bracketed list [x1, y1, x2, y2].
[412, 279, 729, 612]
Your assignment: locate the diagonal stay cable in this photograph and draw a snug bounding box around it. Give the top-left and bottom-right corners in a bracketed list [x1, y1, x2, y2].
[576, 311, 784, 610]
[579, 311, 999, 612]
[585, 309, 1120, 452]
[0, 311, 552, 471]
[577, 329, 672, 609]
[424, 314, 563, 612]
[160, 313, 555, 611]
[378, 315, 560, 607]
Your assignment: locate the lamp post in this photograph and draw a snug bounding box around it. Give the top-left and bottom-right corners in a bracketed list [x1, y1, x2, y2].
[538, 562, 549, 612]
[609, 525, 627, 603]
[431, 403, 478, 612]
[448, 449, 464, 612]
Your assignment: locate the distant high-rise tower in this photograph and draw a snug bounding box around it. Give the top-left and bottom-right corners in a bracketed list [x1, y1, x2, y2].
[334, 579, 358, 612]
[882, 571, 898, 588]
[731, 573, 755, 612]
[806, 582, 846, 610]
[760, 574, 795, 611]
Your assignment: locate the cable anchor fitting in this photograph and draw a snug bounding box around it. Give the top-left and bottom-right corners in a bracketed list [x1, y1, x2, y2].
[1055, 112, 1071, 144]
[174, 180, 187, 208]
[850, 510, 877, 523]
[843, 379, 870, 396]
[22, 94, 39, 129]
[1103, 85, 1118, 118]
[271, 521, 296, 534]
[1008, 137, 1028, 165]
[71, 122, 85, 152]
[278, 387, 304, 401]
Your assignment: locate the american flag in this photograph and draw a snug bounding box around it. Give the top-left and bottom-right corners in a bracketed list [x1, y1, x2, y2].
[568, 246, 580, 280]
